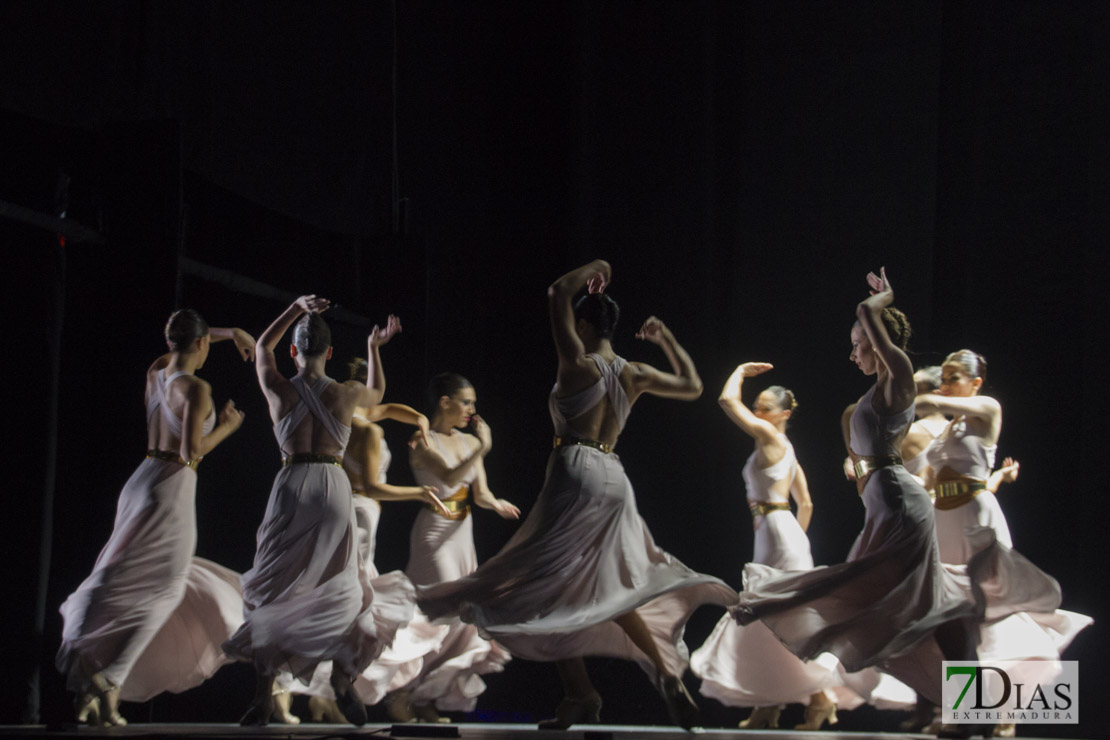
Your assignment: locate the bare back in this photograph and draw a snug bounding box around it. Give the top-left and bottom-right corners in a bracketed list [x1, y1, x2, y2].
[144, 361, 213, 454]
[267, 373, 358, 456]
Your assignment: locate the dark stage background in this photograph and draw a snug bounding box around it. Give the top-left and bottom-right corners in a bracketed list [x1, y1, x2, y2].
[1, 1, 1105, 736]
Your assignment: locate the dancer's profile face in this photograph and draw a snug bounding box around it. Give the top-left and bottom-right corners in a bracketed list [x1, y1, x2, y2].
[442, 386, 477, 428]
[753, 391, 788, 427]
[938, 363, 980, 397]
[849, 324, 877, 375]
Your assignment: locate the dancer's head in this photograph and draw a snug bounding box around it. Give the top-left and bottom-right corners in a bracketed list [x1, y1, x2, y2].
[914, 365, 942, 395]
[940, 350, 986, 397]
[754, 385, 797, 431]
[574, 293, 620, 345]
[292, 313, 332, 363]
[429, 372, 476, 428]
[849, 307, 911, 375]
[164, 308, 210, 366]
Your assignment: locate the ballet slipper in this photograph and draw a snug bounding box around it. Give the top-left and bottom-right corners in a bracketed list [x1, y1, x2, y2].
[387, 689, 416, 723]
[74, 694, 101, 726]
[656, 673, 699, 731]
[738, 705, 781, 729]
[270, 690, 300, 724]
[308, 696, 346, 723]
[329, 671, 367, 726]
[538, 692, 602, 730]
[414, 702, 451, 723]
[82, 673, 125, 727]
[795, 701, 838, 730]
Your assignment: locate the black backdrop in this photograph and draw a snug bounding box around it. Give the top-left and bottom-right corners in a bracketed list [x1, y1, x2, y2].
[1, 2, 1104, 736]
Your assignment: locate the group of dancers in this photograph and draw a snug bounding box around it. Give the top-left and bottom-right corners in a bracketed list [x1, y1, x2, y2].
[55, 261, 1090, 737]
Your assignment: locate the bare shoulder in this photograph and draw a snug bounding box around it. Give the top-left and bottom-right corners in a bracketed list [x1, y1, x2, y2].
[365, 420, 385, 441]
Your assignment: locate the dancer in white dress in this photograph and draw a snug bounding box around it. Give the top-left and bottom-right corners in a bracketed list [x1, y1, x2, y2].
[222, 297, 415, 727]
[690, 364, 841, 730]
[277, 358, 450, 724]
[917, 350, 1092, 738]
[419, 259, 737, 730]
[392, 372, 518, 722]
[734, 269, 1063, 739]
[57, 309, 251, 726]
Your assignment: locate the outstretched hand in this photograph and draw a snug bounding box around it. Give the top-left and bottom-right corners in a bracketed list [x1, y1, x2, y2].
[370, 314, 402, 347]
[492, 498, 521, 520]
[738, 362, 773, 378]
[231, 328, 256, 362]
[997, 457, 1020, 484]
[409, 415, 431, 450]
[635, 316, 669, 345]
[295, 294, 331, 314]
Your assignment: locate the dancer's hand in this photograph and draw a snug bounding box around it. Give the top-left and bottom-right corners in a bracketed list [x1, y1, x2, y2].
[491, 498, 521, 520]
[369, 314, 402, 347]
[421, 487, 451, 518]
[470, 415, 492, 454]
[997, 457, 1020, 483]
[409, 414, 431, 450]
[738, 362, 773, 378]
[295, 294, 331, 314]
[865, 267, 894, 306]
[635, 316, 670, 345]
[587, 272, 607, 294]
[843, 456, 857, 481]
[231, 328, 256, 362]
[219, 399, 245, 433]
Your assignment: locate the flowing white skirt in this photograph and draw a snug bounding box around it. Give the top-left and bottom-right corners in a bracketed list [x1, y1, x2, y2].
[57, 457, 199, 692]
[419, 445, 737, 681]
[223, 463, 414, 681]
[400, 505, 510, 711]
[691, 510, 844, 707]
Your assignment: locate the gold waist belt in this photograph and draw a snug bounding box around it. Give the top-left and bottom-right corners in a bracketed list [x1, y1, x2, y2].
[553, 436, 614, 455]
[429, 485, 470, 520]
[146, 449, 198, 470]
[282, 453, 343, 467]
[749, 501, 790, 517]
[933, 479, 986, 510]
[853, 455, 903, 480]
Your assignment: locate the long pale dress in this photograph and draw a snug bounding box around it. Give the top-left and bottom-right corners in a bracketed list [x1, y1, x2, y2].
[222, 376, 415, 682]
[398, 430, 511, 712]
[691, 438, 845, 708]
[925, 419, 1092, 685]
[419, 353, 736, 682]
[284, 436, 448, 704]
[57, 370, 242, 700]
[734, 385, 1063, 704]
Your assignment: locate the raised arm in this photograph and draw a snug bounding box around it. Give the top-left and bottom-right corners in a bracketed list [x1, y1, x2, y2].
[366, 403, 430, 447]
[916, 392, 1002, 444]
[791, 464, 814, 533]
[256, 296, 330, 413]
[628, 317, 703, 401]
[856, 269, 914, 408]
[718, 363, 780, 444]
[349, 315, 401, 410]
[547, 259, 611, 367]
[209, 327, 257, 362]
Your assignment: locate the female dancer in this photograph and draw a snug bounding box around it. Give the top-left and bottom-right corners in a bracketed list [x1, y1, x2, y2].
[734, 269, 1063, 739]
[278, 357, 450, 724]
[917, 350, 1091, 738]
[419, 259, 736, 730]
[690, 364, 840, 731]
[223, 297, 415, 727]
[57, 310, 251, 725]
[391, 372, 518, 722]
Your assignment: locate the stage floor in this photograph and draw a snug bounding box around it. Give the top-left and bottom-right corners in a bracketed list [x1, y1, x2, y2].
[0, 724, 1080, 740]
